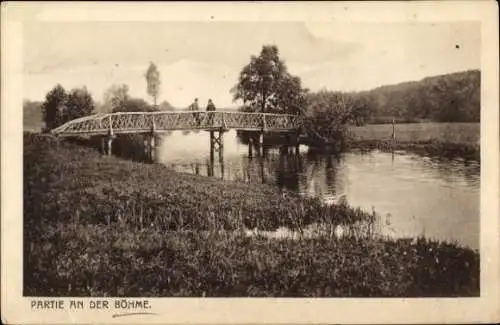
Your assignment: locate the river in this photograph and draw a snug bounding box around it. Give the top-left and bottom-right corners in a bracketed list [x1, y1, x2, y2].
[156, 130, 480, 250]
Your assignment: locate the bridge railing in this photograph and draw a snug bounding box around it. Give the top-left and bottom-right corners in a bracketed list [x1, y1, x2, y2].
[51, 111, 303, 136]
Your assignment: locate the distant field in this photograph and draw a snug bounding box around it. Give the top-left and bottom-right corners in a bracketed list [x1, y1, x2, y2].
[350, 123, 480, 145]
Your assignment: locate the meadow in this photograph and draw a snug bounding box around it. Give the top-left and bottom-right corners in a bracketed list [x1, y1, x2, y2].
[348, 122, 480, 161]
[24, 132, 480, 297]
[350, 122, 480, 144]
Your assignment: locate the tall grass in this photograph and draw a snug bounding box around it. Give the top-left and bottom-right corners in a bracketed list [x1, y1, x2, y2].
[24, 132, 374, 233]
[25, 222, 479, 297]
[350, 122, 479, 145]
[23, 132, 480, 297]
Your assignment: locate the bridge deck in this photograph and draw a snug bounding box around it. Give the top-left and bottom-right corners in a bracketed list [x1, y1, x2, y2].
[51, 111, 303, 136]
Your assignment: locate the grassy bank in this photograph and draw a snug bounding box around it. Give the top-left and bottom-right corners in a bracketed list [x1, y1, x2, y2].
[24, 133, 371, 232]
[24, 132, 480, 297]
[348, 123, 480, 161]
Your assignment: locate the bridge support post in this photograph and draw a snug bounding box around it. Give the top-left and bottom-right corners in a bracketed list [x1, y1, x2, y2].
[283, 133, 291, 155]
[148, 133, 156, 163]
[258, 132, 265, 157]
[209, 131, 215, 155]
[209, 130, 224, 154]
[105, 115, 115, 156]
[144, 138, 149, 160]
[259, 154, 265, 184]
[248, 137, 253, 159]
[219, 130, 224, 153]
[208, 144, 215, 177]
[219, 146, 224, 179]
[208, 129, 225, 177]
[106, 134, 114, 156]
[100, 137, 106, 155]
[294, 131, 300, 155]
[146, 119, 157, 164]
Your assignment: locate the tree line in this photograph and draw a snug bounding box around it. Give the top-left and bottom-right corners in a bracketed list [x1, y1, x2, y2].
[352, 69, 480, 123]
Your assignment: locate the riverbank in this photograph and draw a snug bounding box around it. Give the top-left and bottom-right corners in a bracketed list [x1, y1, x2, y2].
[24, 132, 479, 297]
[237, 122, 480, 161]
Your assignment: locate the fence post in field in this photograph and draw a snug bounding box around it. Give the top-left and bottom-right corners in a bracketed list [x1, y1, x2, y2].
[391, 118, 396, 150]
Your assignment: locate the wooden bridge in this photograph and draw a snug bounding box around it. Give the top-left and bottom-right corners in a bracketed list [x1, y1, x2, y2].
[51, 111, 309, 162]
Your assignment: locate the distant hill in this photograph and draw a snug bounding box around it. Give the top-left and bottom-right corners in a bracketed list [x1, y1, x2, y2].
[357, 70, 480, 123]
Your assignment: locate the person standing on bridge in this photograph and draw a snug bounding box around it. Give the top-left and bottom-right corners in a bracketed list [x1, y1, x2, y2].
[206, 99, 216, 126]
[190, 98, 199, 111]
[190, 98, 201, 126]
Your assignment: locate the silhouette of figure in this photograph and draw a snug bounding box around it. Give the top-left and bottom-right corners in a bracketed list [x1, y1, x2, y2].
[190, 98, 201, 126]
[206, 99, 216, 126]
[206, 99, 216, 111]
[190, 98, 199, 111]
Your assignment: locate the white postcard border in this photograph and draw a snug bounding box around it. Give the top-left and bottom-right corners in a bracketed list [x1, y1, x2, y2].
[2, 1, 499, 324]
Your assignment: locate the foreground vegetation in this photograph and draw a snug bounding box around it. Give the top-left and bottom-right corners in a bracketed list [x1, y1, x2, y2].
[24, 133, 479, 297]
[27, 223, 478, 297]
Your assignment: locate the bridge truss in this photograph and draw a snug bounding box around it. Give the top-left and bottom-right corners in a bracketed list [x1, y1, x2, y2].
[51, 111, 304, 136]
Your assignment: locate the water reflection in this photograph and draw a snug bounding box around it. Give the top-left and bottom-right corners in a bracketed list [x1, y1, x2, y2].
[157, 130, 480, 249]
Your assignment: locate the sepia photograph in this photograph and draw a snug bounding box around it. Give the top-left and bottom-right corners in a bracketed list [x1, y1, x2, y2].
[2, 1, 499, 324]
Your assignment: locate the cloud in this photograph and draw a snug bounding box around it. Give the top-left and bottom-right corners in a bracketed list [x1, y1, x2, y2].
[24, 22, 362, 74]
[23, 21, 479, 103]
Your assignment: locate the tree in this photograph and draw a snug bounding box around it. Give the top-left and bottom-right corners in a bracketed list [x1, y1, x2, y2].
[103, 84, 130, 112]
[119, 98, 156, 113]
[145, 62, 161, 106]
[159, 100, 175, 111]
[349, 93, 372, 126]
[41, 85, 96, 131]
[305, 90, 360, 143]
[232, 45, 307, 114]
[66, 87, 95, 121]
[41, 84, 68, 131]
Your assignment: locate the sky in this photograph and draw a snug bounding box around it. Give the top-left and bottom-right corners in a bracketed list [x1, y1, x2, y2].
[23, 21, 480, 108]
